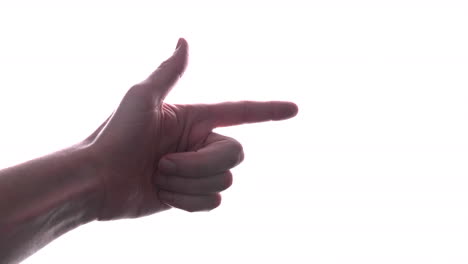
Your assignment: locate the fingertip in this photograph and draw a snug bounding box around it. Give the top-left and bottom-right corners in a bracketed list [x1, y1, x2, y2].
[176, 37, 188, 49]
[275, 102, 299, 120]
[174, 37, 189, 76]
[210, 193, 222, 211]
[176, 38, 183, 49]
[142, 38, 189, 102]
[200, 193, 222, 212]
[174, 38, 188, 58]
[288, 102, 299, 117]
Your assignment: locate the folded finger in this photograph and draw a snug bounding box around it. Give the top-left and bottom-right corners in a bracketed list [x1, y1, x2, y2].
[155, 171, 233, 195]
[158, 191, 221, 212]
[158, 133, 244, 177]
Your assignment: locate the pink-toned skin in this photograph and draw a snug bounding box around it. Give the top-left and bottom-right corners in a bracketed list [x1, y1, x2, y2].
[0, 38, 298, 263]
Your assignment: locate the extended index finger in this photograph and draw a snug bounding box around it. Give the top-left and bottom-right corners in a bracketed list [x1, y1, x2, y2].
[204, 100, 299, 128]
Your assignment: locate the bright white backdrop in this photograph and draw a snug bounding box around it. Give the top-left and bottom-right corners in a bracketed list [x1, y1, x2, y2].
[1, 0, 468, 263]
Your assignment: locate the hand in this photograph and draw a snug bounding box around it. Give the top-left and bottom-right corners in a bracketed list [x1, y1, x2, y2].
[86, 38, 298, 221]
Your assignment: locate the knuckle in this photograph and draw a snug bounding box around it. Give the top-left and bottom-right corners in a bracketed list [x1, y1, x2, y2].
[127, 83, 147, 96]
[238, 149, 245, 164]
[124, 84, 153, 108]
[185, 206, 198, 213]
[209, 194, 222, 210]
[227, 141, 244, 167]
[241, 100, 250, 122]
[221, 171, 234, 190]
[185, 194, 222, 213]
[230, 139, 243, 153]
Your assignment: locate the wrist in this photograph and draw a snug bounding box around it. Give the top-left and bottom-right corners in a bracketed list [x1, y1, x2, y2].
[71, 142, 105, 224]
[0, 142, 105, 262]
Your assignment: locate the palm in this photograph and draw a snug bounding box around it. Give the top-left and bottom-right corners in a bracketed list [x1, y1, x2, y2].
[90, 102, 206, 219]
[88, 39, 298, 220]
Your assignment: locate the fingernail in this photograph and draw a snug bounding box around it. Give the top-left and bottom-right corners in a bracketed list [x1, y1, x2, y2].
[176, 38, 183, 50]
[159, 158, 176, 174]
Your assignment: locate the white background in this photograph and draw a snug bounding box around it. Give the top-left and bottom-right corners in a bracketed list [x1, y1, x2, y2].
[1, 0, 468, 263]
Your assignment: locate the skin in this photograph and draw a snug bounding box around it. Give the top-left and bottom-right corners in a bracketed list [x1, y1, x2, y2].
[0, 38, 298, 263]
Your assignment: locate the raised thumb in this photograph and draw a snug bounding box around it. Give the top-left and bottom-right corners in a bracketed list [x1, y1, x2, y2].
[140, 37, 189, 104]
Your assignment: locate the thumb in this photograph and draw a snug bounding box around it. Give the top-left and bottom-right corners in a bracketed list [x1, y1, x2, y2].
[119, 38, 189, 114]
[141, 37, 189, 104]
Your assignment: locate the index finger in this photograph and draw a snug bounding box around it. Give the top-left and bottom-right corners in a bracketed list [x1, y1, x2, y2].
[204, 100, 299, 128]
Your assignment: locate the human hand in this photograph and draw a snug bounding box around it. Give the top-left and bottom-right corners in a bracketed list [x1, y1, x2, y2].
[86, 38, 298, 221]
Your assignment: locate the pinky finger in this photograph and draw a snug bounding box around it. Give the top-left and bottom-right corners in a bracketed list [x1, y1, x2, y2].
[158, 190, 222, 212]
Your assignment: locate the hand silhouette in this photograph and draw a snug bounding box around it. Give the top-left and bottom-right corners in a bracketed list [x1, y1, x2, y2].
[85, 38, 298, 220]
